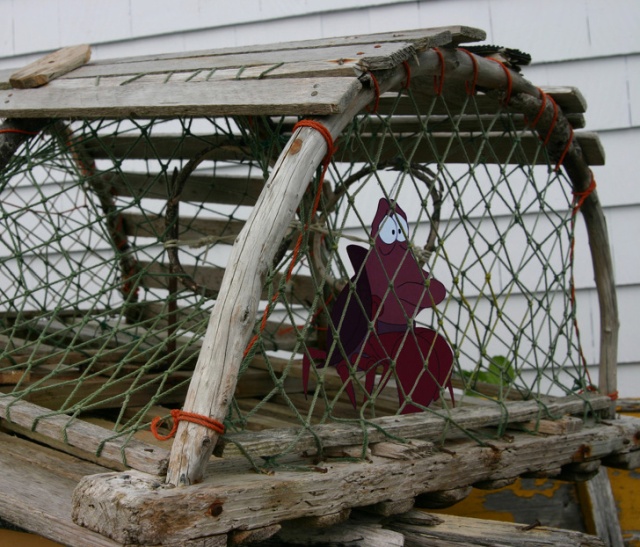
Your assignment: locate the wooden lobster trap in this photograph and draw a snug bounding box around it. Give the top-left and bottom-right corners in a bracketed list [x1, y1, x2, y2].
[0, 26, 635, 546]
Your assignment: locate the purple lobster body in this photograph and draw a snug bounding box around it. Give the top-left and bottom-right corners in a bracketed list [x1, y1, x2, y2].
[303, 198, 454, 414]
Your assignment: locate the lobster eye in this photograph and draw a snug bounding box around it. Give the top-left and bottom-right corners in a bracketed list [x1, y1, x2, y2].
[395, 215, 408, 242]
[377, 216, 398, 244]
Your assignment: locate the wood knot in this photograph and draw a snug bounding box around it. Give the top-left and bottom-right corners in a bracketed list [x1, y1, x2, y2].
[289, 138, 303, 156]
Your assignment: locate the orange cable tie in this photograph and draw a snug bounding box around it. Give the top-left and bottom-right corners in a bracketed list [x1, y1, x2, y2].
[151, 409, 225, 441]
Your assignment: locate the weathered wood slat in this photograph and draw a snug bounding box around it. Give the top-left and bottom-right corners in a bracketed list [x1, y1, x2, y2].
[72, 416, 640, 545]
[85, 127, 603, 166]
[140, 261, 317, 304]
[83, 26, 484, 69]
[66, 42, 416, 79]
[9, 44, 92, 89]
[380, 86, 588, 116]
[110, 172, 264, 205]
[85, 133, 249, 161]
[387, 510, 606, 547]
[0, 77, 362, 118]
[139, 301, 315, 353]
[338, 130, 605, 166]
[576, 467, 626, 547]
[215, 393, 612, 460]
[1, 371, 188, 412]
[0, 394, 169, 474]
[123, 212, 245, 243]
[0, 432, 121, 547]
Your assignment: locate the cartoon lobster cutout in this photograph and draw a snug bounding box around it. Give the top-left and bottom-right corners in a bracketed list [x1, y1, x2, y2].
[303, 198, 454, 414]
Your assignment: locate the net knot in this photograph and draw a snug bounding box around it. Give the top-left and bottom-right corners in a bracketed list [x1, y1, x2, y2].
[151, 409, 225, 441]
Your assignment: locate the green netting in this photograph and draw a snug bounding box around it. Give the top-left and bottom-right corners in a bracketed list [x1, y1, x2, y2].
[0, 84, 592, 466]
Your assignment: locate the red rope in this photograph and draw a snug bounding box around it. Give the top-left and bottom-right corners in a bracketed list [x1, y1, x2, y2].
[555, 126, 574, 172]
[433, 47, 445, 95]
[151, 409, 225, 441]
[366, 72, 381, 113]
[488, 58, 512, 105]
[569, 174, 597, 388]
[401, 61, 411, 90]
[458, 48, 479, 95]
[529, 88, 548, 129]
[244, 120, 336, 357]
[0, 128, 40, 136]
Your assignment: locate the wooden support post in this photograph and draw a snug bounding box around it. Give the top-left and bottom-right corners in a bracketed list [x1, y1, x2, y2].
[577, 467, 625, 547]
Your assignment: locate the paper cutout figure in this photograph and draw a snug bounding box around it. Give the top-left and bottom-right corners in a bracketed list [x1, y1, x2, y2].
[303, 198, 454, 414]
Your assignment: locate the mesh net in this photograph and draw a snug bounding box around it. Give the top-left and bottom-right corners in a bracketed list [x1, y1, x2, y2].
[0, 83, 592, 466]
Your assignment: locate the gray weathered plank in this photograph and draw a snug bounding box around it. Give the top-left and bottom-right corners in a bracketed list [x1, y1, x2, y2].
[0, 77, 362, 118]
[72, 415, 640, 545]
[215, 393, 612, 460]
[109, 171, 264, 205]
[123, 212, 245, 244]
[338, 130, 605, 166]
[140, 261, 318, 304]
[65, 42, 415, 80]
[0, 394, 169, 474]
[76, 26, 485, 71]
[0, 432, 121, 547]
[85, 128, 603, 165]
[388, 510, 606, 547]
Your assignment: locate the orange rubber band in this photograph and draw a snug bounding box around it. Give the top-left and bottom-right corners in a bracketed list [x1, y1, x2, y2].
[433, 47, 445, 95]
[458, 48, 479, 95]
[608, 391, 619, 401]
[151, 409, 225, 441]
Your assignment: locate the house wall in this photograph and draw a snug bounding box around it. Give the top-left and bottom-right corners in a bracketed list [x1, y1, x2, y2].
[0, 0, 638, 395]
